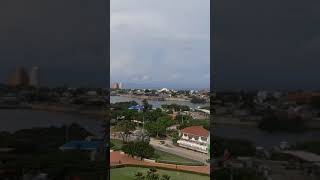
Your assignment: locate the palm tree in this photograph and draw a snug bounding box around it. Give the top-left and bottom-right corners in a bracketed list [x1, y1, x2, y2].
[142, 99, 151, 112]
[146, 170, 159, 180]
[135, 172, 145, 180]
[133, 168, 170, 180]
[114, 120, 136, 143]
[161, 175, 171, 180]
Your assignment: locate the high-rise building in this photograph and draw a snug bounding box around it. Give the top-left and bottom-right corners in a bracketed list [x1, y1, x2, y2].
[111, 82, 124, 89]
[118, 82, 123, 89]
[30, 66, 40, 88]
[8, 66, 30, 87]
[112, 83, 119, 89]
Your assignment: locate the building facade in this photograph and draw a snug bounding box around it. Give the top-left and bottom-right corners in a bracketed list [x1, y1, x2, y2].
[177, 126, 210, 154]
[112, 83, 119, 89]
[8, 67, 29, 87]
[30, 66, 40, 87]
[112, 82, 124, 90]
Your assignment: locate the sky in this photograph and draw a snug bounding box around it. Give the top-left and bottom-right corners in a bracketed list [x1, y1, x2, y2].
[3, 0, 318, 90]
[0, 0, 108, 88]
[111, 0, 210, 89]
[214, 0, 320, 90]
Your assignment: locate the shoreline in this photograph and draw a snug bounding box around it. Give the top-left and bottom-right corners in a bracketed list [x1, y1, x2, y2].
[112, 95, 210, 107]
[116, 94, 191, 102]
[30, 104, 106, 119]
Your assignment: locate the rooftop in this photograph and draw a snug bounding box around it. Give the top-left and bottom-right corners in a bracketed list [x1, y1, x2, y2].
[181, 126, 209, 137]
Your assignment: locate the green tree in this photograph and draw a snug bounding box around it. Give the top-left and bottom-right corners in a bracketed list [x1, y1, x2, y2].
[122, 141, 154, 160]
[146, 168, 159, 180]
[111, 101, 138, 110]
[144, 109, 167, 122]
[122, 142, 136, 158]
[214, 137, 255, 157]
[295, 141, 320, 155]
[142, 99, 153, 111]
[114, 120, 136, 142]
[190, 96, 206, 104]
[135, 141, 155, 160]
[135, 172, 145, 180]
[258, 112, 305, 132]
[161, 175, 171, 180]
[145, 117, 173, 138]
[161, 104, 190, 112]
[178, 119, 209, 130]
[134, 168, 170, 180]
[167, 130, 180, 145]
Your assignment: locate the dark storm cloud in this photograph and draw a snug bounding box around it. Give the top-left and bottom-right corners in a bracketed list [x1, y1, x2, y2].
[214, 0, 320, 90]
[0, 0, 108, 87]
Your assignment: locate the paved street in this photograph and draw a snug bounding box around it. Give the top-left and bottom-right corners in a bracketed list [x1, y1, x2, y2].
[110, 134, 210, 164]
[149, 138, 210, 164]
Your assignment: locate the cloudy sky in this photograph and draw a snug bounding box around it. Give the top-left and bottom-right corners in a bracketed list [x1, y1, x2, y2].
[214, 0, 320, 90]
[111, 0, 210, 89]
[2, 0, 320, 90]
[0, 0, 108, 87]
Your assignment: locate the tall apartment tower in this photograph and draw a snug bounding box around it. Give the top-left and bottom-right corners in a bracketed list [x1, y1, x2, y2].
[112, 83, 119, 89]
[30, 66, 40, 88]
[8, 66, 30, 87]
[118, 82, 123, 89]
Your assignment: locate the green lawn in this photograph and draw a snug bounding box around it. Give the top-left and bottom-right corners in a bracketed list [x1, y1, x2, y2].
[154, 149, 200, 164]
[110, 167, 210, 180]
[110, 139, 124, 150]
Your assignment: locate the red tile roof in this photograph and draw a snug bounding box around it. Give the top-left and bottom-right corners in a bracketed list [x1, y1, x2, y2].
[181, 126, 209, 137]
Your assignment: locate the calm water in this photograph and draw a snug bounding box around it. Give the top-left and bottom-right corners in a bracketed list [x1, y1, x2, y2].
[1, 109, 319, 149]
[214, 125, 320, 148]
[0, 109, 104, 136]
[111, 96, 209, 109]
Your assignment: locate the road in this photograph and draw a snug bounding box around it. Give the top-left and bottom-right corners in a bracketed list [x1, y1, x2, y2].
[149, 138, 210, 164]
[260, 160, 316, 180]
[110, 134, 210, 164]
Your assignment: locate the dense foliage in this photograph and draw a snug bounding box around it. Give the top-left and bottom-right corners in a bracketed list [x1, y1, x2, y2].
[0, 123, 91, 153]
[145, 116, 175, 138]
[113, 120, 136, 142]
[213, 137, 255, 157]
[0, 125, 107, 179]
[214, 168, 263, 180]
[122, 141, 155, 160]
[295, 141, 320, 155]
[178, 119, 209, 131]
[190, 96, 207, 104]
[135, 168, 170, 180]
[258, 112, 305, 132]
[161, 104, 190, 112]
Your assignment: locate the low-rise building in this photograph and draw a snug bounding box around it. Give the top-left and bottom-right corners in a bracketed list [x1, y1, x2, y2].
[177, 126, 210, 154]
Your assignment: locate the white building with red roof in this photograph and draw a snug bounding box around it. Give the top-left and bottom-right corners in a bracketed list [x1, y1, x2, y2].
[177, 126, 210, 153]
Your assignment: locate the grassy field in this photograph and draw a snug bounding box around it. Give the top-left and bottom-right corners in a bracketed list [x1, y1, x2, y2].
[110, 167, 210, 180]
[110, 139, 124, 150]
[154, 149, 199, 163]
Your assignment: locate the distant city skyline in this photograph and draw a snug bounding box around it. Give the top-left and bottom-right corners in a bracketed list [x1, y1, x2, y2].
[0, 1, 108, 88]
[111, 81, 209, 90]
[111, 0, 210, 89]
